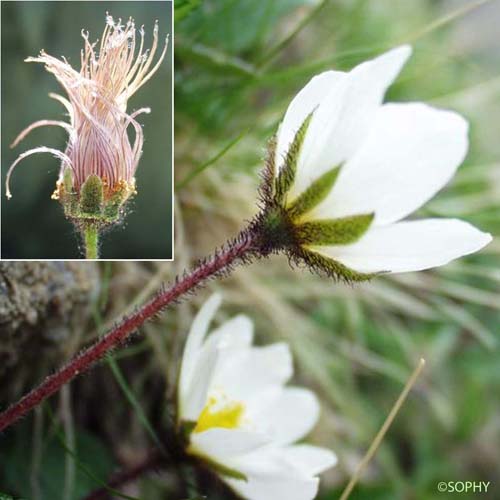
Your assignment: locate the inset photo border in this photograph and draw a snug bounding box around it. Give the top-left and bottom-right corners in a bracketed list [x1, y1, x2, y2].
[1, 0, 173, 259]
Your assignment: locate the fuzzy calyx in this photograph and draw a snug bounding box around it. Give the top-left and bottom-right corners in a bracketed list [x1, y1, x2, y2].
[254, 114, 377, 283]
[54, 170, 135, 230]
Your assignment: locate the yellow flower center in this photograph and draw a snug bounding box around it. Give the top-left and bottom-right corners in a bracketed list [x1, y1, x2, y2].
[193, 395, 245, 434]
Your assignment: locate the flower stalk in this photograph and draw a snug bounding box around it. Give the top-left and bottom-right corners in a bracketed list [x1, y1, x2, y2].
[0, 231, 258, 433]
[83, 225, 99, 259]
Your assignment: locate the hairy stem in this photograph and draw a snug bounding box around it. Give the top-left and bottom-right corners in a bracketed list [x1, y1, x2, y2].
[84, 225, 99, 259]
[0, 231, 258, 433]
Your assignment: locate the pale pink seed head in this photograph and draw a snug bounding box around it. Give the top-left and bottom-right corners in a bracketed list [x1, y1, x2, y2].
[6, 14, 168, 205]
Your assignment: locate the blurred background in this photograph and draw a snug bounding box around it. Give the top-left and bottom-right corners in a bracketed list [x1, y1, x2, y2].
[1, 1, 172, 259]
[1, 0, 500, 499]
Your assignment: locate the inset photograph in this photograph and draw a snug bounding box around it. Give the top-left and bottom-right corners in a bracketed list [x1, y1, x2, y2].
[1, 0, 172, 259]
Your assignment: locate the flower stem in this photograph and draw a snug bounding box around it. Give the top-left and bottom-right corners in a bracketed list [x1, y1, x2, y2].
[0, 231, 258, 433]
[83, 449, 165, 500]
[84, 225, 99, 259]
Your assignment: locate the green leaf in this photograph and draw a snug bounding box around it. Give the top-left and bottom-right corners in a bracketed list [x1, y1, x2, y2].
[275, 113, 312, 204]
[105, 355, 165, 453]
[0, 421, 117, 500]
[257, 0, 330, 67]
[176, 127, 251, 190]
[92, 278, 165, 455]
[175, 43, 258, 77]
[286, 166, 340, 219]
[296, 213, 374, 245]
[175, 0, 202, 23]
[177, 0, 311, 53]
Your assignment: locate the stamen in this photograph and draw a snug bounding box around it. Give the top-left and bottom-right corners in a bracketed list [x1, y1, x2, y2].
[194, 395, 245, 434]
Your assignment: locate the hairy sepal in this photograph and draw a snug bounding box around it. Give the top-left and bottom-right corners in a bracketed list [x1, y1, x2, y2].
[295, 247, 379, 283]
[258, 135, 277, 206]
[58, 174, 134, 230]
[80, 174, 104, 216]
[286, 166, 340, 220]
[296, 213, 374, 245]
[274, 113, 313, 204]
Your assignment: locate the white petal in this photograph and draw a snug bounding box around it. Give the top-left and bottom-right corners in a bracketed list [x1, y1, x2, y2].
[183, 316, 257, 419]
[311, 102, 469, 224]
[184, 294, 222, 359]
[182, 344, 220, 421]
[211, 343, 293, 402]
[224, 448, 319, 500]
[309, 218, 492, 273]
[203, 314, 254, 352]
[248, 387, 320, 445]
[275, 70, 346, 173]
[280, 444, 337, 476]
[292, 45, 412, 198]
[225, 474, 318, 500]
[190, 428, 270, 460]
[179, 294, 222, 413]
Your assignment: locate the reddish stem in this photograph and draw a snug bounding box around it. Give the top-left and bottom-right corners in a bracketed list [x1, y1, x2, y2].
[0, 232, 257, 433]
[83, 449, 164, 500]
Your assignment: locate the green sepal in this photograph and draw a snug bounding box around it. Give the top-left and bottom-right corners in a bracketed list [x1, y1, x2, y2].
[60, 168, 78, 216]
[296, 213, 374, 245]
[180, 420, 197, 442]
[274, 113, 313, 204]
[297, 247, 379, 283]
[265, 135, 277, 184]
[63, 167, 74, 193]
[259, 135, 277, 202]
[57, 173, 134, 230]
[80, 174, 103, 216]
[102, 189, 130, 222]
[286, 166, 340, 220]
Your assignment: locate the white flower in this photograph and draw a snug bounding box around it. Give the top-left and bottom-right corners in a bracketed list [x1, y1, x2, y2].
[178, 294, 336, 500]
[272, 45, 492, 275]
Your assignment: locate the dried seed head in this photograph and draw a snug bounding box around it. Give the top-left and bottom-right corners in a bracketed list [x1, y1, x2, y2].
[6, 14, 168, 229]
